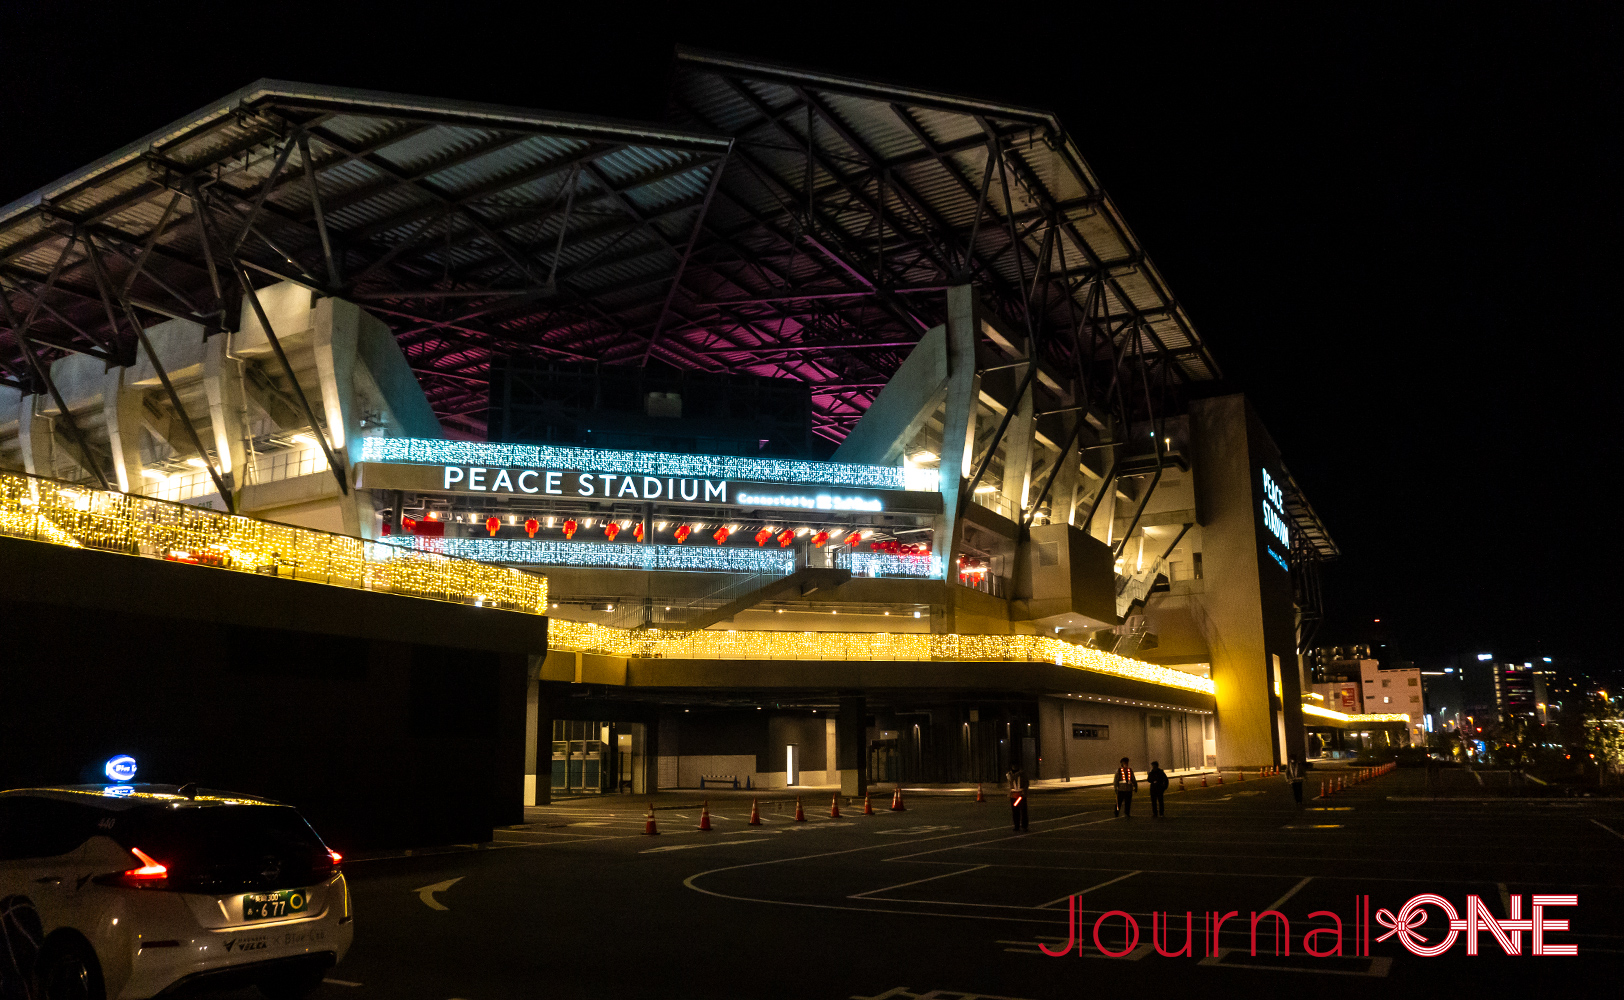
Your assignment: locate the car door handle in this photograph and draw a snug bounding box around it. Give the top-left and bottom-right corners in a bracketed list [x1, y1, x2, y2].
[35, 876, 62, 885]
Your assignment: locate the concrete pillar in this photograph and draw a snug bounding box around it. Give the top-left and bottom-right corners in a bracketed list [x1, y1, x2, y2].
[1001, 358, 1035, 518]
[939, 285, 979, 560]
[1053, 414, 1082, 525]
[102, 370, 146, 493]
[310, 299, 370, 536]
[310, 297, 359, 462]
[18, 394, 55, 478]
[1087, 425, 1118, 547]
[837, 695, 867, 796]
[530, 689, 554, 806]
[640, 717, 660, 796]
[203, 335, 248, 494]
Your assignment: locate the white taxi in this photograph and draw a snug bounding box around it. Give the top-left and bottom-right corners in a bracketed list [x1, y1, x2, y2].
[0, 785, 352, 999]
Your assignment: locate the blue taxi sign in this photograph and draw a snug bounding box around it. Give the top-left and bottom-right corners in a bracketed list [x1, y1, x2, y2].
[104, 755, 138, 782]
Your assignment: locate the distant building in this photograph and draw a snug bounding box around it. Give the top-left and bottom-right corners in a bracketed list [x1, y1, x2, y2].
[1361, 660, 1423, 745]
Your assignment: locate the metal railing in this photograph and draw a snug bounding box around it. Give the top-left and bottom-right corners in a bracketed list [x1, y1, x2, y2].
[0, 470, 547, 615]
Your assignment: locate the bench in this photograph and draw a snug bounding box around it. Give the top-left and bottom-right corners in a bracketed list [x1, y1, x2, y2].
[699, 775, 739, 789]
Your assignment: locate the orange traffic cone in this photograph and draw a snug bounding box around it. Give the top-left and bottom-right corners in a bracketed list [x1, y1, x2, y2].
[1238, 769, 1246, 782]
[863, 792, 875, 815]
[698, 801, 712, 831]
[975, 783, 985, 803]
[890, 786, 906, 811]
[830, 793, 841, 819]
[1201, 775, 1208, 788]
[1179, 775, 1186, 792]
[793, 796, 806, 822]
[1217, 774, 1224, 785]
[644, 803, 659, 835]
[747, 797, 762, 825]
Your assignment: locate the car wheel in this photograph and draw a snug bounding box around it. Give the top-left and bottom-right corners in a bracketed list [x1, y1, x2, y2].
[257, 964, 327, 999]
[33, 937, 104, 1000]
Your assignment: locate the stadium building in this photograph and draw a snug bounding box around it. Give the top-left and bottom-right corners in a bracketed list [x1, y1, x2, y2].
[0, 50, 1379, 827]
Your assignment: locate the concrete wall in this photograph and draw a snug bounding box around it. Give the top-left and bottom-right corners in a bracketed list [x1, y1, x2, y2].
[0, 535, 541, 850]
[1185, 394, 1305, 766]
[647, 709, 835, 788]
[1038, 697, 1207, 779]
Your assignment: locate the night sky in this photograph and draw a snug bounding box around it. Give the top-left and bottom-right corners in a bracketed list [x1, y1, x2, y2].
[3, 5, 1617, 673]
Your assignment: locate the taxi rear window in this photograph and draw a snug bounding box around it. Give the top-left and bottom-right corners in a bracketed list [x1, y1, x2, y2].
[114, 804, 328, 867]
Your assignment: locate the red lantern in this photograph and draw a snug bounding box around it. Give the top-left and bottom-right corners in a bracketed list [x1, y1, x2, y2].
[712, 525, 730, 545]
[524, 518, 538, 538]
[604, 522, 620, 542]
[778, 529, 795, 547]
[811, 530, 830, 548]
[634, 522, 644, 542]
[485, 516, 500, 537]
[563, 518, 577, 540]
[755, 527, 772, 547]
[674, 524, 691, 544]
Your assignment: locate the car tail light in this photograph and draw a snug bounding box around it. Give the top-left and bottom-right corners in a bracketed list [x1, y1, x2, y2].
[328, 851, 342, 865]
[125, 847, 168, 880]
[96, 847, 169, 888]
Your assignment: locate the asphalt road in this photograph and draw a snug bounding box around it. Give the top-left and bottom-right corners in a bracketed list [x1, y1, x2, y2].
[211, 769, 1623, 999]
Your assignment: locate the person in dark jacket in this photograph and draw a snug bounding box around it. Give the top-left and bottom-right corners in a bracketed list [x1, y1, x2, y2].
[1286, 755, 1306, 806]
[1113, 758, 1137, 817]
[1147, 761, 1169, 817]
[1008, 765, 1030, 833]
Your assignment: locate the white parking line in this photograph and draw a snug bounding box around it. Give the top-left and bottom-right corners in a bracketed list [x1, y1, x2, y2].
[641, 839, 768, 854]
[850, 866, 988, 899]
[1036, 870, 1140, 908]
[1591, 818, 1624, 841]
[1265, 876, 1313, 912]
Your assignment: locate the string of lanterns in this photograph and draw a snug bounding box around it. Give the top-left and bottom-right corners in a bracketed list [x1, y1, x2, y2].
[426, 514, 913, 553]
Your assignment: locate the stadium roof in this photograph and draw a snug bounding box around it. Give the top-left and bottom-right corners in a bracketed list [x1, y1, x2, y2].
[0, 50, 1223, 445]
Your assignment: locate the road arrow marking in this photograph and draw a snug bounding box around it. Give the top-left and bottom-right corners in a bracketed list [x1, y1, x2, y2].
[414, 877, 463, 910]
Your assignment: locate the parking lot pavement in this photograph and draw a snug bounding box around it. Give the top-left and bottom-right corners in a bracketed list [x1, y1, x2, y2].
[208, 770, 1623, 999]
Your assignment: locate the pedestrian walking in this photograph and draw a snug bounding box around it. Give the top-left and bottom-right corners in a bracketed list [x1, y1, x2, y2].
[1008, 765, 1030, 833]
[1113, 757, 1137, 817]
[1286, 755, 1306, 807]
[1147, 761, 1168, 817]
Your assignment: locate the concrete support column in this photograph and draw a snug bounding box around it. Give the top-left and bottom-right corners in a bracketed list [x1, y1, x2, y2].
[939, 285, 979, 560]
[640, 717, 660, 796]
[530, 686, 554, 806]
[18, 394, 56, 478]
[1087, 425, 1118, 547]
[1002, 359, 1035, 517]
[1053, 414, 1082, 525]
[837, 695, 867, 797]
[310, 298, 358, 461]
[202, 335, 248, 494]
[102, 370, 147, 493]
[310, 299, 369, 536]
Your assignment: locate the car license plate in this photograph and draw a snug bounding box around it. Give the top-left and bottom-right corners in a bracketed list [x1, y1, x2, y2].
[242, 889, 309, 921]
